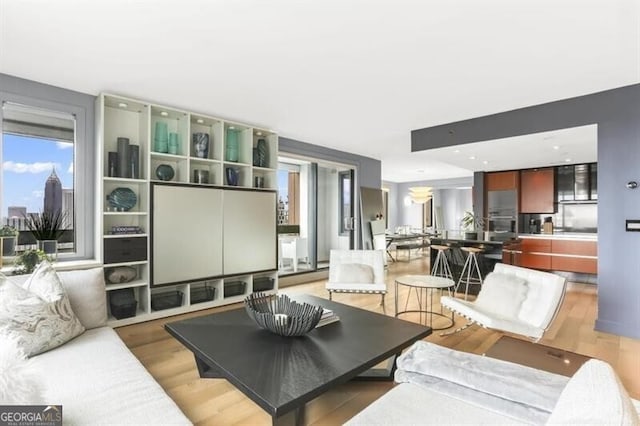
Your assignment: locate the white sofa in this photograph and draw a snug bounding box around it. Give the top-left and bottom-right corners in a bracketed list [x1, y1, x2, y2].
[6, 268, 191, 425]
[347, 341, 640, 425]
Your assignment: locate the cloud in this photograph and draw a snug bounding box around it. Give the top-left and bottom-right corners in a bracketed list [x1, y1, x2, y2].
[56, 142, 73, 150]
[32, 190, 44, 199]
[3, 161, 59, 174]
[67, 162, 73, 174]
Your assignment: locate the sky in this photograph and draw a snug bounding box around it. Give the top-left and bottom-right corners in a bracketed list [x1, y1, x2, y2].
[2, 134, 74, 216]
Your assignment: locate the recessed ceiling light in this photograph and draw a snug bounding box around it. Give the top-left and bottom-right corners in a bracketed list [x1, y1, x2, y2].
[160, 111, 168, 117]
[256, 131, 263, 136]
[565, 158, 572, 162]
[229, 126, 235, 130]
[196, 119, 204, 124]
[469, 156, 476, 160]
[454, 149, 460, 153]
[117, 102, 128, 109]
[553, 145, 560, 150]
[416, 169, 425, 173]
[483, 160, 488, 165]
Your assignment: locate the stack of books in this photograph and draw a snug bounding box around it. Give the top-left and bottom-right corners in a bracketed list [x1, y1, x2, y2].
[316, 308, 340, 328]
[110, 225, 143, 235]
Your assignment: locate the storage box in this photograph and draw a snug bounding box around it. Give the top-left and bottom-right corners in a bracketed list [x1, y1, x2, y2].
[253, 277, 274, 292]
[109, 288, 137, 319]
[151, 291, 183, 311]
[224, 281, 246, 298]
[190, 285, 216, 304]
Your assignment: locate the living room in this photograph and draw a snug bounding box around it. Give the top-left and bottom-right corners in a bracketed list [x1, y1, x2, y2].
[1, 1, 639, 425]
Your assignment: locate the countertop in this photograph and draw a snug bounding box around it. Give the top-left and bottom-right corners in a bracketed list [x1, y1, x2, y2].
[517, 233, 597, 241]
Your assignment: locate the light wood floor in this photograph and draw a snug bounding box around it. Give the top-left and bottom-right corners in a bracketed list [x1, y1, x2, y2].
[117, 256, 640, 425]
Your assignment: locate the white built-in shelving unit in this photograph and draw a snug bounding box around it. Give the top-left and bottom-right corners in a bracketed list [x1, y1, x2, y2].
[96, 93, 278, 327]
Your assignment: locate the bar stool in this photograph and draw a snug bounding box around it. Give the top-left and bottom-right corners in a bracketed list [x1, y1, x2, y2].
[456, 246, 483, 300]
[430, 245, 453, 281]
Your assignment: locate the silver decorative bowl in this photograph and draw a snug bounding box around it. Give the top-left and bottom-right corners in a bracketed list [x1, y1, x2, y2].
[244, 293, 323, 337]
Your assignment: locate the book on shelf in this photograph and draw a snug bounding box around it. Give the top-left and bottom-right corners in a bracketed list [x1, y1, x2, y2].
[316, 308, 340, 328]
[110, 226, 143, 235]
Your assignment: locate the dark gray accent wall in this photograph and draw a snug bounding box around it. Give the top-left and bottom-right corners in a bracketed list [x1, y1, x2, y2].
[0, 73, 96, 260]
[411, 83, 640, 339]
[279, 137, 382, 249]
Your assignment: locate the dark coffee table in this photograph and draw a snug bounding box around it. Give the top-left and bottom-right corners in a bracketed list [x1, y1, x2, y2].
[165, 295, 431, 425]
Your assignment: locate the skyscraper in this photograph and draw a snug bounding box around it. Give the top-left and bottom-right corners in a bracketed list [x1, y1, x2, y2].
[7, 206, 26, 218]
[62, 188, 74, 229]
[44, 168, 62, 215]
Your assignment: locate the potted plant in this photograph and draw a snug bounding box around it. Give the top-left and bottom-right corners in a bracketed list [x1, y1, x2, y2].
[23, 210, 66, 258]
[0, 225, 19, 257]
[13, 249, 50, 275]
[460, 211, 485, 240]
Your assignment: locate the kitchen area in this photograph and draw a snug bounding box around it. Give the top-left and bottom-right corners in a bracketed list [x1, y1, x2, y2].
[428, 162, 598, 290]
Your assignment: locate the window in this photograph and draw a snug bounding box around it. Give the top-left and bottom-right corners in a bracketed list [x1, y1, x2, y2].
[1, 77, 94, 261]
[2, 103, 76, 254]
[339, 170, 352, 235]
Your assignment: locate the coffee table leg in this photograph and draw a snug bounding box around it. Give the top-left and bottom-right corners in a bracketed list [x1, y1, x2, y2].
[194, 355, 224, 378]
[352, 354, 398, 381]
[273, 406, 305, 426]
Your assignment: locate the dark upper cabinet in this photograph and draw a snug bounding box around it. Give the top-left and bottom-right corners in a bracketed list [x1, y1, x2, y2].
[590, 163, 597, 200]
[556, 163, 597, 202]
[557, 165, 574, 202]
[520, 168, 556, 213]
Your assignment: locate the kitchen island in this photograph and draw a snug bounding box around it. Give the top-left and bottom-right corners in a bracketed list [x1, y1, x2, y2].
[429, 236, 504, 296]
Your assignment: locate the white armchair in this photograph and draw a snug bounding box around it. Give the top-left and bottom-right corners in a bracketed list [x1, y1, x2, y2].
[441, 263, 567, 341]
[326, 250, 387, 305]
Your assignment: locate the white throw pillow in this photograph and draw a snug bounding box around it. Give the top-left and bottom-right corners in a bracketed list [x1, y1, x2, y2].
[58, 267, 108, 329]
[335, 263, 375, 283]
[0, 262, 85, 356]
[474, 272, 528, 319]
[0, 337, 44, 404]
[547, 359, 640, 425]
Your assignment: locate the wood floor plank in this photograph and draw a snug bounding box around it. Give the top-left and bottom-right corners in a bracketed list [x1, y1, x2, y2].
[117, 257, 640, 424]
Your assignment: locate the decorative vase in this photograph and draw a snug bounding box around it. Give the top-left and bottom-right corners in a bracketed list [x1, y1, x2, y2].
[106, 187, 138, 211]
[168, 133, 180, 155]
[154, 121, 169, 153]
[117, 137, 130, 178]
[225, 128, 238, 162]
[37, 240, 58, 259]
[257, 138, 268, 167]
[193, 169, 209, 184]
[129, 145, 139, 179]
[253, 148, 260, 166]
[155, 164, 175, 181]
[108, 152, 118, 177]
[225, 167, 239, 186]
[193, 133, 209, 158]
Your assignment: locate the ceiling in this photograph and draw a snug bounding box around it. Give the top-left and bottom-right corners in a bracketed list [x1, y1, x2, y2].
[1, 1, 638, 182]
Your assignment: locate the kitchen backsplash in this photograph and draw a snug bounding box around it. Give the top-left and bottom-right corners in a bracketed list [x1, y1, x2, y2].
[520, 203, 597, 234]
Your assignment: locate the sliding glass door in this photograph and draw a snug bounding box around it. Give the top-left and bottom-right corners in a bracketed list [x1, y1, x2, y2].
[277, 155, 355, 276]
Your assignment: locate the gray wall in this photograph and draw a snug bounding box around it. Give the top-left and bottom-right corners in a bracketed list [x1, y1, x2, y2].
[382, 180, 399, 231]
[279, 137, 382, 249]
[412, 83, 640, 339]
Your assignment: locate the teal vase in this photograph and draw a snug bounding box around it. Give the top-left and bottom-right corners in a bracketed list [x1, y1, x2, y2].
[226, 128, 238, 162]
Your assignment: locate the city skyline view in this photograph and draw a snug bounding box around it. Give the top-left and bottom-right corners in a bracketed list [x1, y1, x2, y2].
[2, 133, 73, 216]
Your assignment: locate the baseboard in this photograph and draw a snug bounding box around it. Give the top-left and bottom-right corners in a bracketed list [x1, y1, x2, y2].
[279, 269, 328, 288]
[595, 318, 640, 339]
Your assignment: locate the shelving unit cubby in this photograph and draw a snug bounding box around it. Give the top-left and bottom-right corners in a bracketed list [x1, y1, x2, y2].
[97, 93, 278, 326]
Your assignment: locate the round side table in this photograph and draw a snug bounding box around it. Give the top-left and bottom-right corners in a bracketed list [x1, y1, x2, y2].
[394, 275, 455, 330]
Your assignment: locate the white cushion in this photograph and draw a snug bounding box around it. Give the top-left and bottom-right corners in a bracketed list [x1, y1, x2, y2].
[327, 250, 385, 285]
[0, 337, 44, 404]
[475, 272, 528, 319]
[30, 327, 191, 425]
[442, 296, 544, 339]
[547, 359, 640, 425]
[57, 268, 107, 329]
[335, 263, 374, 284]
[346, 382, 524, 425]
[0, 263, 85, 356]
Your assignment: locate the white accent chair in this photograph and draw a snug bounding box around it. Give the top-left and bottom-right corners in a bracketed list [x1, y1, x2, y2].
[441, 263, 567, 341]
[280, 237, 310, 272]
[326, 250, 387, 305]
